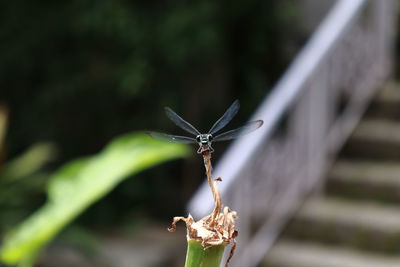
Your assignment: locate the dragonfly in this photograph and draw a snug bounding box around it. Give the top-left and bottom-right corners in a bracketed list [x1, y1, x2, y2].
[148, 100, 263, 154]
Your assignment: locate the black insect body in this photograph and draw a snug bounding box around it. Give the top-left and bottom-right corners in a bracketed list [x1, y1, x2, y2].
[148, 100, 263, 154]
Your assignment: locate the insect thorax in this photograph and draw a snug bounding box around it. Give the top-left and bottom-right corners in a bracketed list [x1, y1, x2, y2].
[196, 134, 213, 144]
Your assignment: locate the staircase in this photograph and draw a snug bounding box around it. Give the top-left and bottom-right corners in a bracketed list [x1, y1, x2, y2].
[262, 83, 400, 267]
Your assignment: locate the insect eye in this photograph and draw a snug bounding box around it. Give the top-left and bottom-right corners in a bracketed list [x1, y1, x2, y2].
[208, 135, 213, 141]
[196, 136, 201, 142]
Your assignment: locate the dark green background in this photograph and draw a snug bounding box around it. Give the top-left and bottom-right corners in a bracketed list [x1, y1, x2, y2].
[0, 0, 301, 236]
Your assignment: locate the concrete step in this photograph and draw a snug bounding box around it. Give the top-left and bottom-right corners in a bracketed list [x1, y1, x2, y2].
[342, 119, 400, 159]
[284, 197, 400, 253]
[41, 222, 186, 267]
[366, 82, 400, 120]
[326, 160, 400, 203]
[262, 240, 400, 267]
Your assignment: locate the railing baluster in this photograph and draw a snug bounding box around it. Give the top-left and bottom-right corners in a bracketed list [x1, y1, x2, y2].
[188, 1, 395, 266]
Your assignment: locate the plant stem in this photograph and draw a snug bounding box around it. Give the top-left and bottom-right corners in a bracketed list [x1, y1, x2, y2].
[185, 240, 226, 267]
[169, 150, 236, 266]
[203, 151, 221, 224]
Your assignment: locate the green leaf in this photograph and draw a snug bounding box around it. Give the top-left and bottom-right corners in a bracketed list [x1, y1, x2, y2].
[1, 142, 57, 184]
[0, 132, 190, 266]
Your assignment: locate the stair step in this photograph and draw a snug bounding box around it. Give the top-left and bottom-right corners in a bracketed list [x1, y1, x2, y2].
[327, 160, 400, 203]
[367, 83, 400, 119]
[263, 240, 400, 267]
[41, 223, 186, 267]
[342, 119, 400, 159]
[284, 197, 400, 253]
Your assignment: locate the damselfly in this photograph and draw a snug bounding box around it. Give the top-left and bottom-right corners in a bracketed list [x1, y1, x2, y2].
[148, 100, 263, 154]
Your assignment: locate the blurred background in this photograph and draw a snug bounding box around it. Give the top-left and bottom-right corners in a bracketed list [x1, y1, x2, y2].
[0, 0, 399, 267]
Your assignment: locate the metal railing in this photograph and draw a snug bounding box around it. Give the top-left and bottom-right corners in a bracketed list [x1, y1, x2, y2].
[188, 0, 396, 266]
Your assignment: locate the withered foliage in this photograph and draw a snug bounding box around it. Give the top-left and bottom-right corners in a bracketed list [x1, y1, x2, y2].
[168, 152, 238, 266]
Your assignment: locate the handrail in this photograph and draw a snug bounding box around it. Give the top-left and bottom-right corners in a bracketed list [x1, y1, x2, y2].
[188, 0, 395, 266]
[188, 0, 367, 217]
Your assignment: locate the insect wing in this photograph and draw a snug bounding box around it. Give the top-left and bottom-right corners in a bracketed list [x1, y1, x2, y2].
[165, 107, 201, 135]
[147, 132, 197, 144]
[213, 120, 263, 141]
[209, 100, 240, 135]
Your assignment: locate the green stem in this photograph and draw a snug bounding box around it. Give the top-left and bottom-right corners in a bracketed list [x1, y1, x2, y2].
[185, 240, 226, 267]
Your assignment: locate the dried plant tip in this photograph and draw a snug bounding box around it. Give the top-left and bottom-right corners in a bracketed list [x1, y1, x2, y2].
[169, 207, 238, 248]
[226, 234, 237, 266]
[168, 216, 192, 232]
[169, 151, 238, 266]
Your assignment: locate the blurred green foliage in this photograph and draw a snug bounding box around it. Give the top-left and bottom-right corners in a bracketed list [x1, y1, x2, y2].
[0, 133, 189, 267]
[0, 143, 57, 233]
